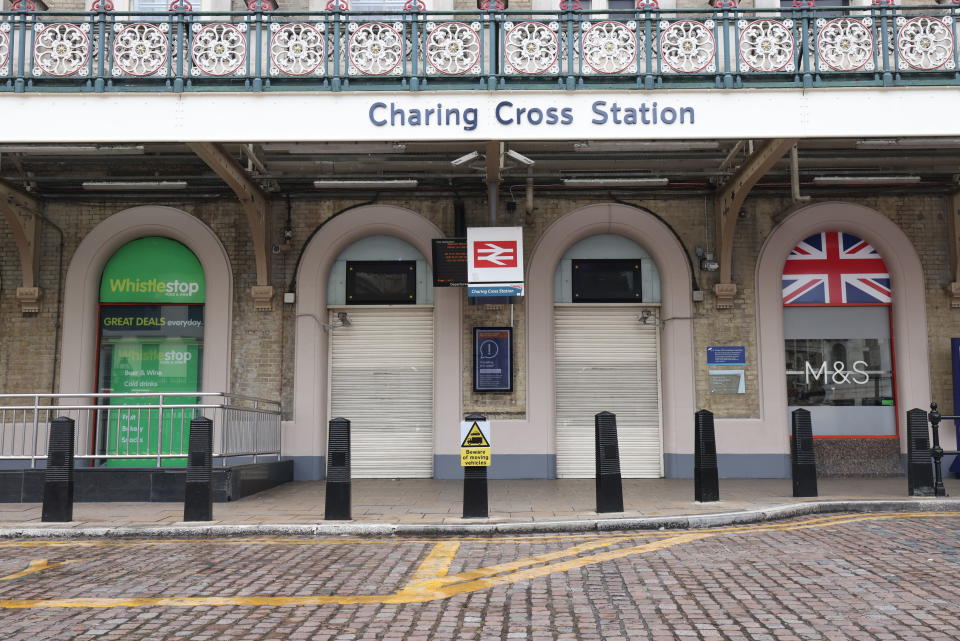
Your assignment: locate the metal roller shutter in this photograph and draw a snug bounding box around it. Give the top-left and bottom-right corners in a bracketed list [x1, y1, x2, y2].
[328, 306, 434, 478]
[554, 305, 662, 478]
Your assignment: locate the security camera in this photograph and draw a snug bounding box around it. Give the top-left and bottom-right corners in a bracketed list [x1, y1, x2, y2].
[450, 150, 480, 166]
[505, 149, 535, 166]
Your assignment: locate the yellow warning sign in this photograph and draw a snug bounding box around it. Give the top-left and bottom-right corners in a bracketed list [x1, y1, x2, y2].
[460, 448, 491, 467]
[460, 423, 490, 448]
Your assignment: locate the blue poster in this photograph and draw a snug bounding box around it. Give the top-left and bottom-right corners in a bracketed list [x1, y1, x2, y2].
[474, 327, 512, 392]
[707, 345, 746, 366]
[951, 338, 960, 476]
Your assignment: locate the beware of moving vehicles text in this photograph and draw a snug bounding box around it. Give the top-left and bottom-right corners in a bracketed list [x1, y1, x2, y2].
[460, 421, 492, 467]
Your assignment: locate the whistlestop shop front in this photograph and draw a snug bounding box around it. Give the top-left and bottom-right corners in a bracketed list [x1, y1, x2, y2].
[1, 1, 960, 496]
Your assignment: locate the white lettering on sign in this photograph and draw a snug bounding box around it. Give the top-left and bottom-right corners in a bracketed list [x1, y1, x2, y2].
[804, 360, 870, 385]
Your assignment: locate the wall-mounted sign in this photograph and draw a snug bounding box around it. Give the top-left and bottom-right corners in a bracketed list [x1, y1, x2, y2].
[474, 327, 513, 392]
[706, 345, 746, 366]
[952, 338, 960, 475]
[100, 237, 205, 303]
[431, 238, 467, 287]
[709, 369, 745, 395]
[467, 226, 524, 286]
[467, 284, 524, 298]
[460, 420, 492, 467]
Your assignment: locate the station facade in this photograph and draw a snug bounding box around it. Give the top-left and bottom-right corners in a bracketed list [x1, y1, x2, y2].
[0, 0, 958, 484]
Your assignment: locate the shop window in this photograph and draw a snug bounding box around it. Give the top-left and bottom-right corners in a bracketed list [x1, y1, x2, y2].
[782, 231, 895, 436]
[785, 337, 893, 407]
[346, 260, 417, 304]
[572, 259, 642, 302]
[97, 237, 205, 466]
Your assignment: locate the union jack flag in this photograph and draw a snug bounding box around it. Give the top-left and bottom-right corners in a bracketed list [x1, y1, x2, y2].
[782, 232, 891, 305]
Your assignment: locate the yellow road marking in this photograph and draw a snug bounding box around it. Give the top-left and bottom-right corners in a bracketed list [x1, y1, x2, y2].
[403, 541, 461, 586]
[0, 512, 956, 609]
[0, 558, 83, 581]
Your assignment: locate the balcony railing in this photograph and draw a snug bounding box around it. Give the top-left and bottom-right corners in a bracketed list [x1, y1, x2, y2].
[0, 4, 958, 92]
[0, 392, 282, 468]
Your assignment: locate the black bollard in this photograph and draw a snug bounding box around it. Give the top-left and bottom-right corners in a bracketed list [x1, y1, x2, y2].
[462, 413, 488, 518]
[928, 403, 948, 497]
[325, 417, 352, 520]
[906, 408, 934, 497]
[183, 416, 213, 522]
[41, 416, 75, 523]
[694, 410, 719, 502]
[790, 408, 818, 497]
[594, 411, 624, 513]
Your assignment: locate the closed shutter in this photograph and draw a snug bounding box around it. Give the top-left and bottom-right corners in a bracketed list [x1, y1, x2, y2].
[554, 305, 662, 478]
[328, 306, 434, 478]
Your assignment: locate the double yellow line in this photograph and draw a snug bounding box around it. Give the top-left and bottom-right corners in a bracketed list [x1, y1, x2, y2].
[0, 512, 954, 609]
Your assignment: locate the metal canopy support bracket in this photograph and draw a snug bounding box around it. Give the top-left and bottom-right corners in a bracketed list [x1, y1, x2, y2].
[187, 142, 274, 311]
[0, 178, 43, 313]
[713, 138, 797, 309]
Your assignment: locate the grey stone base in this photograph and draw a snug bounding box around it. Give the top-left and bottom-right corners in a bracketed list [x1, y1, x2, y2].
[664, 454, 791, 479]
[813, 439, 901, 476]
[0, 460, 293, 503]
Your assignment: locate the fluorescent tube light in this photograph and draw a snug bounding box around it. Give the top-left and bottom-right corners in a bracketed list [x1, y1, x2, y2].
[856, 138, 960, 150]
[0, 145, 145, 155]
[82, 181, 188, 190]
[264, 143, 407, 154]
[812, 176, 922, 185]
[562, 178, 669, 187]
[313, 179, 418, 189]
[574, 141, 719, 152]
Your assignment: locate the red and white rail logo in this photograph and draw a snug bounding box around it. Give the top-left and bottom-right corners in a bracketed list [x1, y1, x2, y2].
[473, 241, 518, 268]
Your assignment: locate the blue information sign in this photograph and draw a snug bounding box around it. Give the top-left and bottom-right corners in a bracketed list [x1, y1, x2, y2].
[951, 338, 960, 476]
[474, 327, 513, 392]
[707, 345, 746, 366]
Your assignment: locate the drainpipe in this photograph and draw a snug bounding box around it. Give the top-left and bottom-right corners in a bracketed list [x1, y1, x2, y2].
[791, 145, 811, 204]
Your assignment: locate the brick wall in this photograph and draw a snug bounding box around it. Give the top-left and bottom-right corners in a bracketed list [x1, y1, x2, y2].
[0, 192, 954, 420]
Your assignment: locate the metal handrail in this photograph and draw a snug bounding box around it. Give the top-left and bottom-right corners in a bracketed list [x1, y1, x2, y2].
[0, 391, 282, 468]
[0, 5, 958, 93]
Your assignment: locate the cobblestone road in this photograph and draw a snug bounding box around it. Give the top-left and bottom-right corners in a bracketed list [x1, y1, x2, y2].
[0, 513, 958, 640]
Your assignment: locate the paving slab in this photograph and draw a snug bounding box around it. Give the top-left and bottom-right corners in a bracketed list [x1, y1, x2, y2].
[1, 476, 959, 536]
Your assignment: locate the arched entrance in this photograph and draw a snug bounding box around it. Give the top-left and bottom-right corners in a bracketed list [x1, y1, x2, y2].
[292, 205, 461, 481]
[526, 203, 695, 478]
[756, 202, 932, 472]
[325, 235, 434, 477]
[60, 206, 232, 396]
[553, 234, 663, 477]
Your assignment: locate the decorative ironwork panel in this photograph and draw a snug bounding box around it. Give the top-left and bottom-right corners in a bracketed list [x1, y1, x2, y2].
[896, 16, 954, 71]
[738, 19, 794, 72]
[348, 22, 404, 76]
[581, 21, 638, 75]
[191, 22, 247, 77]
[270, 22, 325, 76]
[660, 19, 715, 73]
[504, 21, 559, 75]
[34, 23, 90, 77]
[112, 23, 168, 77]
[816, 17, 874, 72]
[425, 21, 481, 75]
[0, 23, 9, 70]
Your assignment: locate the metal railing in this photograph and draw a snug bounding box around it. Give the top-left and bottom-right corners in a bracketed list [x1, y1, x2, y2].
[0, 4, 958, 93]
[0, 392, 282, 468]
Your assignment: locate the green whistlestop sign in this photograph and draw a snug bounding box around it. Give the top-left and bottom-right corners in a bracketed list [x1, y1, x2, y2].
[100, 237, 205, 303]
[105, 340, 200, 467]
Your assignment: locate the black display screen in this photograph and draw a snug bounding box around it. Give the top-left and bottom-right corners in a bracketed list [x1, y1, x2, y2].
[346, 261, 417, 304]
[572, 259, 642, 303]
